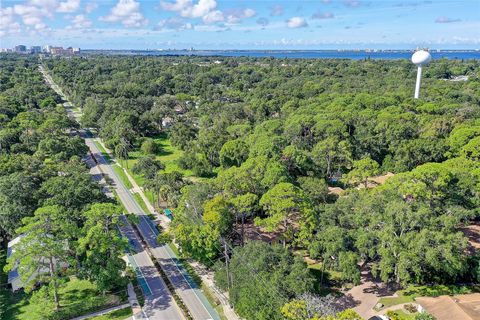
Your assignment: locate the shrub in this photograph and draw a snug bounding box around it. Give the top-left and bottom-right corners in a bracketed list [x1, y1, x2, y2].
[404, 303, 417, 313]
[386, 311, 401, 320]
[415, 312, 436, 320]
[141, 138, 158, 155]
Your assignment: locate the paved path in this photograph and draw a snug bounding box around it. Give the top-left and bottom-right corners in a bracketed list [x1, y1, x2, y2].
[95, 136, 239, 320]
[118, 215, 185, 320]
[70, 304, 131, 320]
[87, 135, 219, 320]
[40, 65, 185, 320]
[41, 64, 220, 320]
[338, 271, 396, 319]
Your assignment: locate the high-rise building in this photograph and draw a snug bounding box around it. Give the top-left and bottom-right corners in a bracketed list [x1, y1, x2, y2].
[30, 46, 42, 54]
[14, 45, 26, 53]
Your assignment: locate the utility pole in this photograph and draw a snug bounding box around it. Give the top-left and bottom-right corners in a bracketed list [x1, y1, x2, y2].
[221, 237, 232, 291]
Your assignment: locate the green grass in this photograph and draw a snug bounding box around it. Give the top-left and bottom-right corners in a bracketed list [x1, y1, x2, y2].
[386, 309, 417, 320]
[121, 133, 194, 211]
[93, 140, 134, 190]
[112, 164, 133, 189]
[3, 278, 126, 320]
[0, 249, 30, 320]
[0, 288, 29, 320]
[130, 277, 145, 307]
[168, 242, 182, 257]
[378, 284, 480, 308]
[307, 262, 345, 294]
[378, 295, 416, 308]
[94, 141, 112, 163]
[166, 243, 228, 320]
[133, 192, 150, 213]
[89, 307, 133, 320]
[201, 283, 228, 320]
[126, 132, 193, 177]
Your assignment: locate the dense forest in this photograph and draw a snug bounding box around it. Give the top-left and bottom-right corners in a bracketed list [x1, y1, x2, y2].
[5, 54, 480, 319]
[0, 55, 130, 319]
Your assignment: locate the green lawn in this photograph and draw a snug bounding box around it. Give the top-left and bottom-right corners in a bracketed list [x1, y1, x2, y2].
[378, 284, 480, 308]
[133, 192, 150, 213]
[201, 283, 228, 320]
[126, 133, 193, 177]
[307, 261, 345, 294]
[0, 288, 29, 320]
[89, 307, 133, 320]
[112, 165, 133, 189]
[94, 141, 112, 163]
[166, 243, 228, 320]
[93, 140, 134, 190]
[0, 249, 30, 320]
[386, 309, 417, 320]
[121, 133, 194, 210]
[2, 278, 126, 320]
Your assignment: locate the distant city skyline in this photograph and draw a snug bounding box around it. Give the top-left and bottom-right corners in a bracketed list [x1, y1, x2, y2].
[1, 0, 479, 50]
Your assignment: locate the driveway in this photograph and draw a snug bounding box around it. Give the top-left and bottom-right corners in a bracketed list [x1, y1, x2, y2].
[337, 271, 396, 319]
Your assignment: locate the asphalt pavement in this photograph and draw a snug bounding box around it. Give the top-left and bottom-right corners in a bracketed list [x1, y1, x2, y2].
[40, 65, 185, 320]
[86, 137, 220, 320]
[40, 65, 219, 320]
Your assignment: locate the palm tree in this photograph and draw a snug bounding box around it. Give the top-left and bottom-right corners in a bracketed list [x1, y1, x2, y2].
[115, 137, 130, 169]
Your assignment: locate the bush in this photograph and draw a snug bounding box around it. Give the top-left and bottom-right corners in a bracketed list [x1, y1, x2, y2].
[157, 232, 172, 245]
[386, 311, 401, 320]
[141, 139, 158, 155]
[404, 303, 417, 313]
[415, 312, 436, 320]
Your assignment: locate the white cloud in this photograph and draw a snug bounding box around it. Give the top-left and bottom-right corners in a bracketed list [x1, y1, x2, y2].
[161, 0, 217, 18]
[343, 0, 362, 7]
[34, 22, 50, 32]
[160, 0, 191, 12]
[57, 0, 80, 13]
[68, 14, 92, 28]
[286, 17, 308, 28]
[0, 7, 22, 37]
[29, 0, 59, 10]
[224, 8, 255, 24]
[201, 7, 256, 24]
[13, 4, 49, 25]
[203, 10, 223, 24]
[100, 0, 148, 27]
[84, 1, 97, 13]
[160, 0, 253, 26]
[157, 17, 193, 30]
[2, 0, 63, 36]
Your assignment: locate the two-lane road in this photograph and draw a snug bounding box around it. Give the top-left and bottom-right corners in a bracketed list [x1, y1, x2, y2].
[86, 136, 219, 320]
[41, 65, 185, 320]
[42, 64, 220, 320]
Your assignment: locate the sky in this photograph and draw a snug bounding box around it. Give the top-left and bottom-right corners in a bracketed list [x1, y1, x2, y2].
[0, 0, 479, 50]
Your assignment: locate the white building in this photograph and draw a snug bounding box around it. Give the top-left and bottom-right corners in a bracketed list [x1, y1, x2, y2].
[7, 235, 26, 291]
[7, 235, 68, 291]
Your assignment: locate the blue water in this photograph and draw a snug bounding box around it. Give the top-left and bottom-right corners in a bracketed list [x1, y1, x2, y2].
[85, 49, 479, 60]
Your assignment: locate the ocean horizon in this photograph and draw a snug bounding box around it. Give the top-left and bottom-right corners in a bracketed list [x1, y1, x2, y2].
[82, 49, 480, 60]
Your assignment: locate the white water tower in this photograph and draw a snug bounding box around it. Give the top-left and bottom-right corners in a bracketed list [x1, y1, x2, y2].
[411, 50, 432, 99]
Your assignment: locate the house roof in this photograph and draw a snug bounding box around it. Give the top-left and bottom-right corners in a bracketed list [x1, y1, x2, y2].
[7, 234, 25, 283]
[416, 294, 480, 320]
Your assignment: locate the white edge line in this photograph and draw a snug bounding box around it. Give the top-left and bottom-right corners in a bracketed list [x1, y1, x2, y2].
[129, 253, 153, 297]
[141, 216, 217, 319]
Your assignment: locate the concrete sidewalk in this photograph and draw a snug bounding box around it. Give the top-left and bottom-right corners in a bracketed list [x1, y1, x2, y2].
[69, 304, 130, 320]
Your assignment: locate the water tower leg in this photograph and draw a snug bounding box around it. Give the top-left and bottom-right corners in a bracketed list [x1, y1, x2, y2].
[414, 66, 422, 99]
